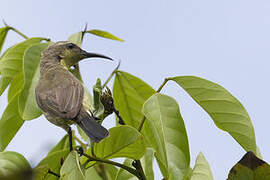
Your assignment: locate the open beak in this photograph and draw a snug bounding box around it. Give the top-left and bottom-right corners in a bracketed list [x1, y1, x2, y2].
[81, 50, 113, 61]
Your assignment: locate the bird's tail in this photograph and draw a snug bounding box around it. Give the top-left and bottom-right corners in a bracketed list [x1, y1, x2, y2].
[75, 108, 109, 142]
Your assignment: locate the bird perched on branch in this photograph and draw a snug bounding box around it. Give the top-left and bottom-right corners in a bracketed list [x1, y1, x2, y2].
[35, 41, 111, 151]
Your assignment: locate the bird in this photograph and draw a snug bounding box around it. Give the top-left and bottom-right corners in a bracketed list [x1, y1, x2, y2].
[35, 41, 112, 151]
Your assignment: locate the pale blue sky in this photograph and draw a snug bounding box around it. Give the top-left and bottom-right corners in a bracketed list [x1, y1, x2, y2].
[1, 0, 270, 179]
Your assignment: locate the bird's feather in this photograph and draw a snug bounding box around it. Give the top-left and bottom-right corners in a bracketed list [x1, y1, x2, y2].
[35, 66, 84, 119]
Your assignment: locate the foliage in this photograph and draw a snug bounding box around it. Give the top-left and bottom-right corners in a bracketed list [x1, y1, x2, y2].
[227, 152, 270, 180]
[0, 23, 268, 180]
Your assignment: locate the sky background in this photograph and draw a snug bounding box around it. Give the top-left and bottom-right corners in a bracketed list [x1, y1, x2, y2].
[1, 0, 270, 179]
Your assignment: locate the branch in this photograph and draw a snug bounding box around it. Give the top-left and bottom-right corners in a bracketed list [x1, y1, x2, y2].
[133, 160, 147, 180]
[77, 150, 143, 179]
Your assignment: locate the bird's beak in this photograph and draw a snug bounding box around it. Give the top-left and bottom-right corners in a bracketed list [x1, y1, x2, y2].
[81, 50, 113, 61]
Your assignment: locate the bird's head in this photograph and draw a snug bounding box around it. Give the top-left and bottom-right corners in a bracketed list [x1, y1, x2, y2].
[42, 41, 112, 67]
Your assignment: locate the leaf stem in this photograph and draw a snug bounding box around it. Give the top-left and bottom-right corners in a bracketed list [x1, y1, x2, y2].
[102, 60, 121, 89]
[81, 23, 88, 45]
[137, 116, 146, 132]
[77, 150, 143, 179]
[3, 20, 28, 39]
[10, 27, 29, 39]
[156, 78, 170, 93]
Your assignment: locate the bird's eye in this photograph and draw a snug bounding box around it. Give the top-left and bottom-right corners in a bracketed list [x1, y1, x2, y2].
[67, 43, 75, 49]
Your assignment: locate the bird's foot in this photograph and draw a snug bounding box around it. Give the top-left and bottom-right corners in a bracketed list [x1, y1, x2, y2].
[68, 127, 73, 152]
[76, 147, 84, 156]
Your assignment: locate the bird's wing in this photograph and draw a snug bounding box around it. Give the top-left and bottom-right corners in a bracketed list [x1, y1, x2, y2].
[36, 69, 84, 119]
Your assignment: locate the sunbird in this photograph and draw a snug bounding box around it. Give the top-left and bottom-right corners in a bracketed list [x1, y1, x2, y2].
[35, 41, 112, 151]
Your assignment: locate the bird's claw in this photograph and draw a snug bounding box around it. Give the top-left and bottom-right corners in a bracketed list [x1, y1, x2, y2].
[77, 147, 84, 156]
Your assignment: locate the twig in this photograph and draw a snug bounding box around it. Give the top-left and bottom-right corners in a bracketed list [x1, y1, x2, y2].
[102, 60, 121, 89]
[48, 169, 60, 178]
[133, 160, 147, 180]
[76, 150, 143, 179]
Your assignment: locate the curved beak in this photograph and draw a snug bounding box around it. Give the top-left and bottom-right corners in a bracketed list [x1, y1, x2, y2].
[81, 50, 113, 61]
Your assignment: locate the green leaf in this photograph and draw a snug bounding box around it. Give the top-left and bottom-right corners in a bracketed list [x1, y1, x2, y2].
[0, 38, 46, 94]
[0, 151, 31, 178]
[87, 29, 124, 42]
[36, 135, 75, 180]
[85, 167, 103, 180]
[94, 126, 145, 159]
[0, 95, 24, 151]
[112, 71, 174, 177]
[115, 159, 137, 180]
[68, 32, 83, 46]
[103, 164, 118, 180]
[0, 38, 46, 78]
[141, 148, 155, 180]
[60, 151, 85, 180]
[0, 45, 13, 74]
[170, 76, 258, 154]
[18, 43, 49, 120]
[82, 126, 146, 166]
[37, 149, 70, 180]
[0, 76, 11, 96]
[113, 71, 155, 128]
[190, 152, 214, 180]
[227, 151, 270, 180]
[0, 27, 11, 54]
[0, 69, 25, 151]
[48, 135, 73, 155]
[33, 165, 49, 180]
[183, 167, 193, 180]
[93, 164, 118, 180]
[116, 148, 155, 180]
[8, 72, 24, 102]
[142, 93, 190, 179]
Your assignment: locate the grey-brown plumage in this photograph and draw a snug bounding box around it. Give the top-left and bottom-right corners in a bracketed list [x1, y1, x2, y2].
[35, 42, 111, 148]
